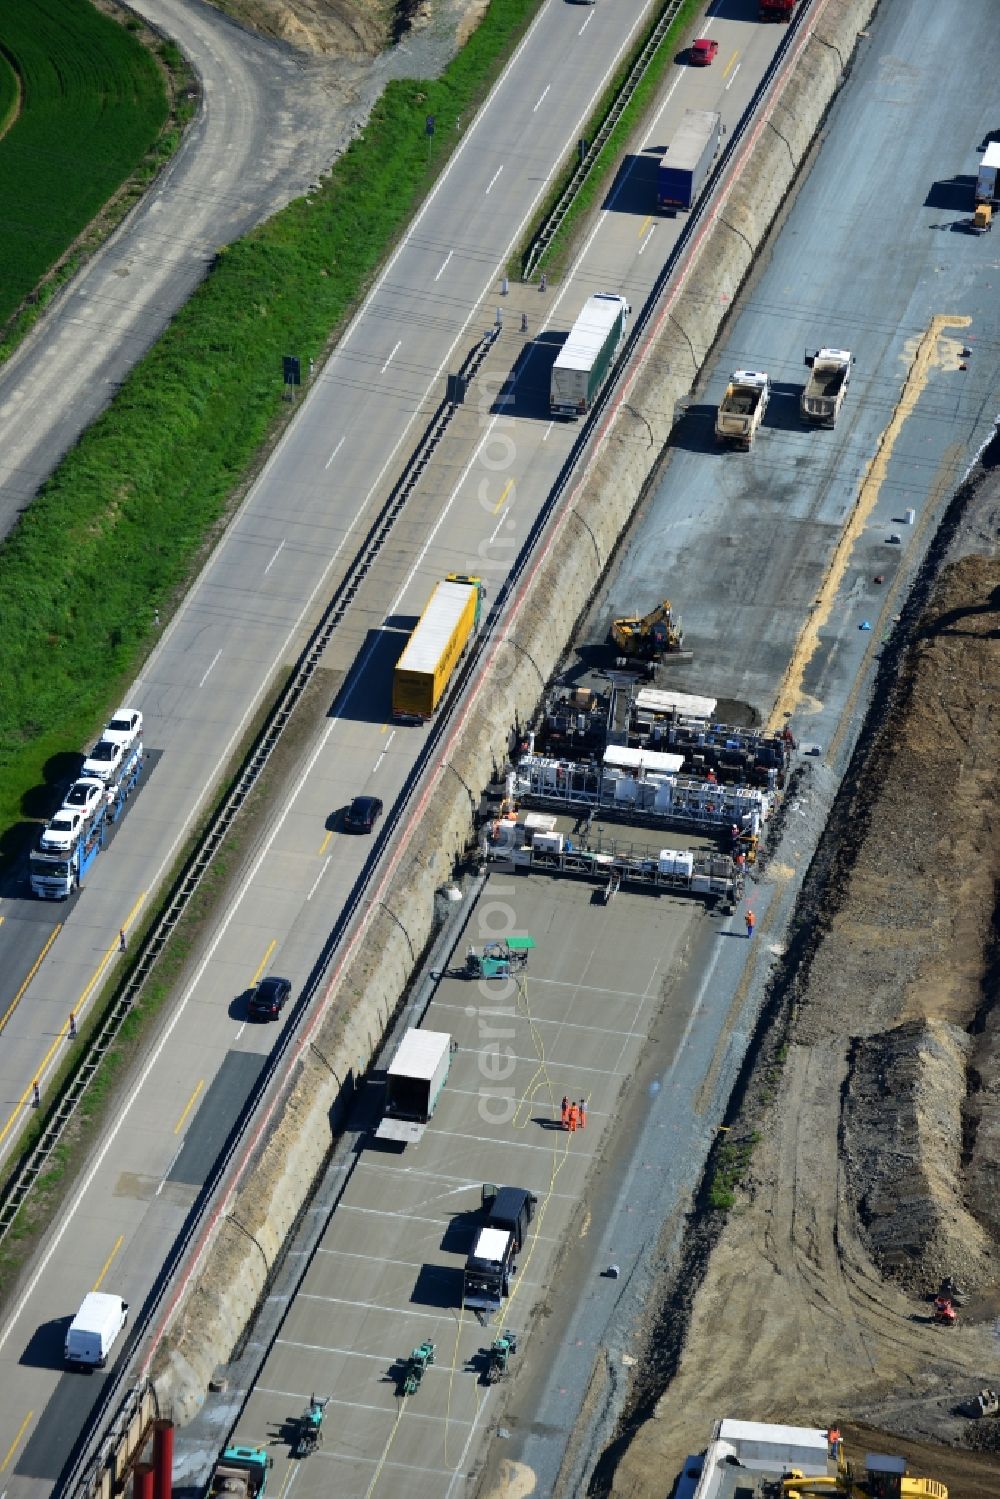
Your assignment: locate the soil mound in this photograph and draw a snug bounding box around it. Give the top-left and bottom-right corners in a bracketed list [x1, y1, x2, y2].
[844, 1019, 992, 1286]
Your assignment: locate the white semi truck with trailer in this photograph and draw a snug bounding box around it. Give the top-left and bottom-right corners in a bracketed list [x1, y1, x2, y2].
[549, 293, 630, 419]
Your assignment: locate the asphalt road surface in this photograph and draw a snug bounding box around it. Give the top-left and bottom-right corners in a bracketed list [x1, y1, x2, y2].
[172, 0, 1000, 1494]
[0, 1, 800, 1488]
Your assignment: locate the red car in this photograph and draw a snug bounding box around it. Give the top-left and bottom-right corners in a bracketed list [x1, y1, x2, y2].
[690, 37, 719, 66]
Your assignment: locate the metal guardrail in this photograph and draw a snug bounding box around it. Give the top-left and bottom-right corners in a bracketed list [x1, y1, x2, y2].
[523, 0, 686, 279]
[0, 328, 499, 1254]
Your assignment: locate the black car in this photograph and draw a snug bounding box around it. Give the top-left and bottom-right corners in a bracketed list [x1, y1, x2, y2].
[344, 795, 384, 833]
[248, 975, 291, 1020]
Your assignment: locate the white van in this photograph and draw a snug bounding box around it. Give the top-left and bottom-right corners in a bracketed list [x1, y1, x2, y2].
[65, 1292, 129, 1368]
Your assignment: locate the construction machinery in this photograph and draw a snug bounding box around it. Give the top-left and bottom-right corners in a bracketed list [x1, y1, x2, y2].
[971, 1387, 998, 1418]
[486, 1329, 518, 1383]
[464, 936, 535, 980]
[715, 369, 771, 450]
[207, 1446, 272, 1498]
[932, 1294, 957, 1326]
[777, 1443, 947, 1498]
[293, 1394, 329, 1457]
[610, 600, 685, 662]
[401, 1340, 435, 1395]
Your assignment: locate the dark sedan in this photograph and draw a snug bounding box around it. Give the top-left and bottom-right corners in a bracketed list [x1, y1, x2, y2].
[248, 974, 291, 1020]
[343, 795, 384, 833]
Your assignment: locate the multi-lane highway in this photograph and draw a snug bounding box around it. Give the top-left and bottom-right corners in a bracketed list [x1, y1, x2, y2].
[0, 1, 795, 1489]
[203, 0, 1000, 1493]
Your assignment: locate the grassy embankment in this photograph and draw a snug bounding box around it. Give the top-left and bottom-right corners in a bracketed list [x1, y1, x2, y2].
[0, 0, 187, 360]
[512, 0, 702, 282]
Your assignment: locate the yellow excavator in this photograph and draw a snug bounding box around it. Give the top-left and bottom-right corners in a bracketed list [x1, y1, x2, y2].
[778, 1435, 946, 1499]
[609, 600, 685, 661]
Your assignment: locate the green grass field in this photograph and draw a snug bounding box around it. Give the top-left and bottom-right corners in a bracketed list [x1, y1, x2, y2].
[0, 0, 541, 853]
[0, 48, 17, 137]
[0, 0, 167, 330]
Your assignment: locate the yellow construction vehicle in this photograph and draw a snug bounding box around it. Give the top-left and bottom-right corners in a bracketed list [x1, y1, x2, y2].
[610, 600, 685, 661]
[780, 1435, 946, 1499]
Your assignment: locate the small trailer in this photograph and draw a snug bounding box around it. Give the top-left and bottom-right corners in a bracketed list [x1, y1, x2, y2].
[376, 1029, 454, 1144]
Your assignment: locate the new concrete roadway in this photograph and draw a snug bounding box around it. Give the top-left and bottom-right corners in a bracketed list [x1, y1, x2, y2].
[177, 0, 999, 1495]
[0, 2, 797, 1490]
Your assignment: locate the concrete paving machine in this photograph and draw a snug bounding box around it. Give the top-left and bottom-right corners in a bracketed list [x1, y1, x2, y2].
[486, 1329, 518, 1383]
[464, 936, 535, 980]
[776, 1437, 947, 1498]
[609, 601, 686, 662]
[401, 1340, 436, 1395]
[293, 1394, 330, 1457]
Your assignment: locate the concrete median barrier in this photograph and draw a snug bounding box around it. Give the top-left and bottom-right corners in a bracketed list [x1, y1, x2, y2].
[150, 0, 879, 1425]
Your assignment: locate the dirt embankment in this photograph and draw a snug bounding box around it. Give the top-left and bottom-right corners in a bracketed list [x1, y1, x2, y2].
[208, 0, 488, 57]
[605, 468, 1000, 1498]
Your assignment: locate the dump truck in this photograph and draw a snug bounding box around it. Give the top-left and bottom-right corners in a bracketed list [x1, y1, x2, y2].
[207, 1446, 271, 1498]
[549, 293, 630, 419]
[975, 141, 1000, 205]
[463, 1185, 537, 1314]
[657, 109, 722, 212]
[715, 370, 770, 449]
[392, 574, 485, 721]
[801, 348, 853, 428]
[376, 1028, 454, 1144]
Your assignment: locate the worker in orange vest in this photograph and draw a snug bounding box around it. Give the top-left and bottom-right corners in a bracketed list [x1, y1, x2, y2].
[568, 1102, 579, 1133]
[578, 1097, 587, 1129]
[745, 909, 756, 939]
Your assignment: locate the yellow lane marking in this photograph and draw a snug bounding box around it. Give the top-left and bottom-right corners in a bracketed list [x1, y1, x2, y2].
[493, 477, 514, 514]
[637, 213, 652, 238]
[0, 892, 148, 1150]
[767, 313, 970, 732]
[252, 940, 277, 986]
[174, 1080, 204, 1136]
[81, 889, 148, 1011]
[318, 830, 333, 856]
[0, 925, 61, 1040]
[92, 1233, 124, 1293]
[0, 1411, 33, 1474]
[0, 915, 5, 927]
[722, 50, 740, 79]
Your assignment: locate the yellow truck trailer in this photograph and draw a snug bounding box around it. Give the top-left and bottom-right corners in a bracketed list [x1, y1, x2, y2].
[392, 575, 485, 721]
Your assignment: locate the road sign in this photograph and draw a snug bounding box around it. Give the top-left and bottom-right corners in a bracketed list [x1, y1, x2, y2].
[283, 356, 301, 387]
[425, 115, 436, 137]
[446, 374, 467, 407]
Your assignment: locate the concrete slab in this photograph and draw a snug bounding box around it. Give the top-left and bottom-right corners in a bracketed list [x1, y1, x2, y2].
[227, 870, 700, 1493]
